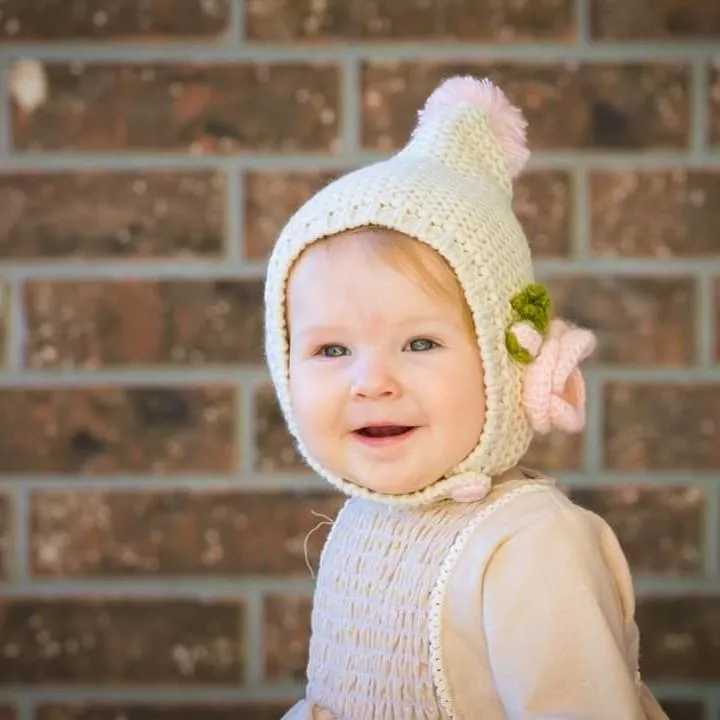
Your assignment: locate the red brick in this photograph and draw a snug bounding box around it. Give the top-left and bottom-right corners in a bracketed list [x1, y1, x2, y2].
[514, 171, 572, 258]
[24, 280, 264, 369]
[0, 172, 225, 259]
[0, 387, 236, 474]
[11, 63, 339, 153]
[30, 491, 343, 577]
[545, 276, 695, 366]
[244, 171, 341, 260]
[0, 599, 242, 685]
[264, 595, 312, 681]
[590, 170, 720, 257]
[246, 0, 574, 41]
[712, 64, 720, 146]
[523, 433, 583, 471]
[604, 384, 720, 470]
[637, 596, 720, 680]
[362, 62, 690, 151]
[0, 494, 10, 579]
[37, 706, 291, 720]
[255, 385, 307, 473]
[590, 0, 720, 38]
[0, 0, 229, 40]
[569, 485, 704, 576]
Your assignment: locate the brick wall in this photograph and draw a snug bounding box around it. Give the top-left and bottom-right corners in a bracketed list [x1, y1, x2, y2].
[0, 0, 717, 718]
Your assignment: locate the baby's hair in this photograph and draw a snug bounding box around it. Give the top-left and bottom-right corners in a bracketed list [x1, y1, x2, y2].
[309, 225, 476, 337]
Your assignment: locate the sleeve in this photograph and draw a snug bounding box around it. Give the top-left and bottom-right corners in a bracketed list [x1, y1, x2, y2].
[482, 505, 656, 720]
[281, 699, 312, 720]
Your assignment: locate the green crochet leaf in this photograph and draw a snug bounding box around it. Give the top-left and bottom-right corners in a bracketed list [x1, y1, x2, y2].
[505, 328, 532, 365]
[509, 283, 550, 333]
[505, 283, 551, 365]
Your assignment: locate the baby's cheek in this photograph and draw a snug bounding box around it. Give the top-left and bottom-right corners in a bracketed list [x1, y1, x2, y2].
[291, 377, 332, 438]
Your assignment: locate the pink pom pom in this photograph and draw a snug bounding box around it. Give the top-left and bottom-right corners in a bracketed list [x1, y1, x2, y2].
[417, 76, 530, 178]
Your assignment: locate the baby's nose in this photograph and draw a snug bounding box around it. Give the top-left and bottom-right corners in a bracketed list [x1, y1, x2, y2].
[350, 355, 401, 399]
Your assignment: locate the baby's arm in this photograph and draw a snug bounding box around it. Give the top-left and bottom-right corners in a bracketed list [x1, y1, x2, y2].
[482, 503, 666, 719]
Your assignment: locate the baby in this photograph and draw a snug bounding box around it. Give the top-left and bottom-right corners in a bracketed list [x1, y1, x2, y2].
[264, 76, 668, 719]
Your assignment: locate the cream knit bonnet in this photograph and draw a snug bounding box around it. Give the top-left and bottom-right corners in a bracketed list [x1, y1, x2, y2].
[264, 76, 595, 506]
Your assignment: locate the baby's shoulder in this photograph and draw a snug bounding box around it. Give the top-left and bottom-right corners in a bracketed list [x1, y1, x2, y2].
[466, 478, 634, 596]
[461, 478, 628, 575]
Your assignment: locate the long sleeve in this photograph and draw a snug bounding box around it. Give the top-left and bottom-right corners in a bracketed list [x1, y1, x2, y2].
[482, 503, 666, 719]
[281, 699, 312, 720]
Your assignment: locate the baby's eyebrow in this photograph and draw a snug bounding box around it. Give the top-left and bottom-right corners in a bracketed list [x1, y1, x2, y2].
[291, 325, 348, 342]
[291, 315, 452, 341]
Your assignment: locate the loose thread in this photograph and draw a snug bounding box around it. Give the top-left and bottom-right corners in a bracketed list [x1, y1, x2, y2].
[303, 510, 334, 579]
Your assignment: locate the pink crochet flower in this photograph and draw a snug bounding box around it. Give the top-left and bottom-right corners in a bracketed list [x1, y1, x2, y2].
[511, 319, 596, 434]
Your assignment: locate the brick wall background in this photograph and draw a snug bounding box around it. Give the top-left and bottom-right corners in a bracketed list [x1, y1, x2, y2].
[0, 0, 717, 718]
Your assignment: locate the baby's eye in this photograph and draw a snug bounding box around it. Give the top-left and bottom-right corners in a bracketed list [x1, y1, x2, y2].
[406, 338, 438, 352]
[317, 344, 349, 358]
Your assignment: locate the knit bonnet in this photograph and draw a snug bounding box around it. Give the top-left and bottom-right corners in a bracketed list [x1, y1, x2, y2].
[264, 76, 595, 506]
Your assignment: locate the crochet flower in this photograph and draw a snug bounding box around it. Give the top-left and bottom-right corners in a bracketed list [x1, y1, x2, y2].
[511, 319, 596, 434]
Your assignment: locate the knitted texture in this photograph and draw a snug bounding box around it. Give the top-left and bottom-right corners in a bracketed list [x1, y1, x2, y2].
[305, 496, 481, 718]
[511, 319, 596, 434]
[263, 75, 594, 505]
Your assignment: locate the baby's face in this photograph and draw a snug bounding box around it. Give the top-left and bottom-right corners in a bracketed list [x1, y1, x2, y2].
[287, 230, 486, 496]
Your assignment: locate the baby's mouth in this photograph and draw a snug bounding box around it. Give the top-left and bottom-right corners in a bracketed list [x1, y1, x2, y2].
[355, 425, 416, 438]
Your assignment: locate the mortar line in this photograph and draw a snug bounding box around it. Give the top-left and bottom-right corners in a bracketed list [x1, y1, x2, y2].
[225, 167, 243, 262]
[571, 165, 589, 258]
[575, 0, 591, 42]
[0, 43, 717, 62]
[0, 262, 268, 280]
[228, 0, 245, 44]
[582, 373, 602, 473]
[242, 585, 265, 685]
[633, 577, 720, 596]
[339, 55, 361, 155]
[10, 484, 29, 582]
[691, 58, 710, 155]
[704, 481, 719, 580]
[707, 693, 720, 720]
[0, 685, 306, 703]
[15, 697, 32, 720]
[0, 60, 12, 156]
[0, 577, 315, 597]
[5, 277, 25, 371]
[0, 474, 327, 492]
[697, 274, 715, 366]
[0, 367, 266, 385]
[239, 377, 257, 474]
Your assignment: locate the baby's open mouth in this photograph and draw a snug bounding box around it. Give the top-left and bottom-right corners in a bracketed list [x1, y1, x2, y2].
[356, 425, 416, 438]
